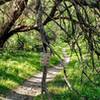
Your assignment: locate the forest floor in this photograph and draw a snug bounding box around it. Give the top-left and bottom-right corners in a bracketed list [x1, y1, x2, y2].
[2, 64, 63, 100]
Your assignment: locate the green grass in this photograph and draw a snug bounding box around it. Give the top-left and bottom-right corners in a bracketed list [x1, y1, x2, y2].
[0, 50, 59, 96]
[0, 50, 40, 96]
[35, 55, 100, 100]
[0, 42, 100, 99]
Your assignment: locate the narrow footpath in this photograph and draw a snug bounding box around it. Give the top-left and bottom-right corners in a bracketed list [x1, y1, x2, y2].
[3, 65, 63, 100]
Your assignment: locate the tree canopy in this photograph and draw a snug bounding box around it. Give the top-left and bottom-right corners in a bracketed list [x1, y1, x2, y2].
[0, 0, 100, 99]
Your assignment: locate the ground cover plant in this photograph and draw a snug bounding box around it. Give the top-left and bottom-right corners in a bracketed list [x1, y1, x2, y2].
[0, 50, 59, 96]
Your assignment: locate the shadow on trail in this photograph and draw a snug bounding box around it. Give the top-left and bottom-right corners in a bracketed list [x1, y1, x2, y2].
[0, 84, 35, 100]
[7, 91, 33, 100]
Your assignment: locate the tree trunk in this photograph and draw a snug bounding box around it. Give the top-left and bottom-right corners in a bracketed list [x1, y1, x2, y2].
[0, 0, 28, 48]
[0, 40, 4, 48]
[35, 0, 51, 99]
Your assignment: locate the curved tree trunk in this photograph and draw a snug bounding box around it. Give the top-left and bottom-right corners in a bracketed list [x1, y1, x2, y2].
[0, 0, 99, 48]
[0, 0, 28, 48]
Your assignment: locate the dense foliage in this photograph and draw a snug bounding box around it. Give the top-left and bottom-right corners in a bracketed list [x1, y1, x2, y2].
[0, 0, 100, 99]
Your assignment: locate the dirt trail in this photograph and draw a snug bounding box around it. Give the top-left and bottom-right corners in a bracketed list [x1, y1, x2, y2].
[2, 65, 63, 100]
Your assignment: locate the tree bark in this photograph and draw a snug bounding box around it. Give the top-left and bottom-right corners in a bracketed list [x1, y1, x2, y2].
[0, 0, 28, 48]
[35, 1, 51, 99]
[0, 0, 12, 5]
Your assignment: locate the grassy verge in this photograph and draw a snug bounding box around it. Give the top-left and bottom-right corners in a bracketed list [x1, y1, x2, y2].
[0, 50, 59, 96]
[35, 55, 100, 100]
